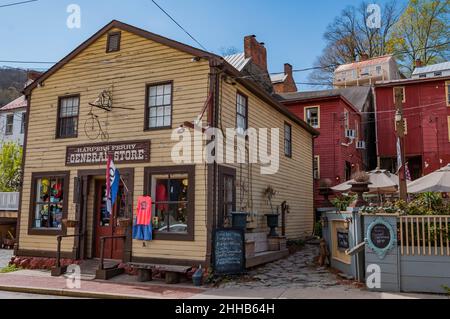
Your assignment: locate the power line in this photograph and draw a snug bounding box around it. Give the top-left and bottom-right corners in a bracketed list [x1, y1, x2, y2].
[150, 0, 208, 52]
[0, 0, 38, 9]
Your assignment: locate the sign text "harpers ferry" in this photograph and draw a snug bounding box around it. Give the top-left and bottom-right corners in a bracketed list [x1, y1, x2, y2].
[66, 140, 151, 166]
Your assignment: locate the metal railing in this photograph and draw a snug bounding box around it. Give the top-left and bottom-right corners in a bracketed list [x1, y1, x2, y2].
[399, 216, 450, 256]
[55, 233, 84, 270]
[98, 235, 126, 270]
[0, 192, 19, 211]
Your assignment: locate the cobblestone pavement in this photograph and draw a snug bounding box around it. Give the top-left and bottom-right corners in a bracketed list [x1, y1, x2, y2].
[219, 244, 359, 291]
[0, 250, 13, 269]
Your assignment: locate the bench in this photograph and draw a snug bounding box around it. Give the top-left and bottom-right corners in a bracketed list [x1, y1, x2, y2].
[127, 263, 192, 284]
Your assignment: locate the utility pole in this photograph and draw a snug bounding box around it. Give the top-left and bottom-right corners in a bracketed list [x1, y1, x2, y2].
[395, 89, 408, 201]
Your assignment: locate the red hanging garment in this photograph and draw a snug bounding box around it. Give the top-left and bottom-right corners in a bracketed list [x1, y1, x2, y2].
[136, 196, 152, 226]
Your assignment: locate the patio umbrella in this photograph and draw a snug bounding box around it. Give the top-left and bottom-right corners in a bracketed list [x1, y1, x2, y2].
[331, 169, 399, 194]
[407, 164, 450, 194]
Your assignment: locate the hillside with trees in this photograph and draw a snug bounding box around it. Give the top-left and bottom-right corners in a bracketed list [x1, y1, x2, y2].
[0, 67, 27, 107]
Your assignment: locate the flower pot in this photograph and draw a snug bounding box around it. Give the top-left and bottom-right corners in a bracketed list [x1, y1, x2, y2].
[231, 212, 248, 230]
[349, 182, 371, 208]
[265, 214, 279, 237]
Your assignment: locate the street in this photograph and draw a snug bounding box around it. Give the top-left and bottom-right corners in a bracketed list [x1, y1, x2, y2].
[0, 291, 79, 299]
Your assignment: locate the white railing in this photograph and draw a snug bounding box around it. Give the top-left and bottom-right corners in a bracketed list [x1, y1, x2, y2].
[400, 216, 450, 257]
[0, 192, 20, 211]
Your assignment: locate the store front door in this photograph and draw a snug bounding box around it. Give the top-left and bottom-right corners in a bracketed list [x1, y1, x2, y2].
[93, 179, 125, 260]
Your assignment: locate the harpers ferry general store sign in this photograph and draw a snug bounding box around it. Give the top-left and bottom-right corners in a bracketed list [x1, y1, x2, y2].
[66, 140, 151, 166]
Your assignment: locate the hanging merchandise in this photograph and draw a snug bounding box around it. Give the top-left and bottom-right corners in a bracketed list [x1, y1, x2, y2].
[132, 196, 153, 241]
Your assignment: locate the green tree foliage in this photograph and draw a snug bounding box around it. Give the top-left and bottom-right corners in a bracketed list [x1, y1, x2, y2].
[387, 0, 450, 73]
[309, 0, 449, 85]
[0, 142, 23, 192]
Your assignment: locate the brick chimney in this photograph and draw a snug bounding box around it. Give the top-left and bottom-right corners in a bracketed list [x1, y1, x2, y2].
[415, 59, 423, 68]
[360, 53, 369, 62]
[273, 63, 298, 94]
[244, 35, 268, 71]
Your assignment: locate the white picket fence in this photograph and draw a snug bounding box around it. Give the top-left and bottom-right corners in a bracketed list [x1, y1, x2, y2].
[0, 192, 19, 211]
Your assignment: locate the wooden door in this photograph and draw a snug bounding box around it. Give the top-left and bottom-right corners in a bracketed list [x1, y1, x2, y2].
[94, 179, 125, 260]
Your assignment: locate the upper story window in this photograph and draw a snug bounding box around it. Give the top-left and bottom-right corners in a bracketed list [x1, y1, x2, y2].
[305, 106, 320, 129]
[284, 122, 292, 158]
[434, 71, 442, 77]
[313, 156, 320, 180]
[343, 111, 349, 129]
[106, 32, 121, 53]
[446, 81, 450, 106]
[376, 65, 382, 75]
[236, 92, 248, 134]
[393, 87, 406, 104]
[146, 82, 172, 129]
[5, 114, 14, 135]
[57, 95, 79, 139]
[20, 112, 26, 134]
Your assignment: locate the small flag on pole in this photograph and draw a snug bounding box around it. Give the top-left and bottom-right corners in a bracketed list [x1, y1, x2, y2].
[396, 137, 402, 173]
[106, 155, 120, 215]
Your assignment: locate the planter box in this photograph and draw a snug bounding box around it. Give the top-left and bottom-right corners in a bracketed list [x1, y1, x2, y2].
[245, 241, 255, 258]
[268, 236, 287, 251]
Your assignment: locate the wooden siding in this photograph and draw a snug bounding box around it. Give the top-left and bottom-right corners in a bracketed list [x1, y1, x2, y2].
[284, 98, 364, 208]
[219, 80, 315, 239]
[375, 79, 450, 176]
[19, 27, 210, 261]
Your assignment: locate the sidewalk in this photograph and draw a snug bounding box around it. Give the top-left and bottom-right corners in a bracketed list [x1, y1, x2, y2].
[0, 269, 448, 299]
[0, 270, 205, 299]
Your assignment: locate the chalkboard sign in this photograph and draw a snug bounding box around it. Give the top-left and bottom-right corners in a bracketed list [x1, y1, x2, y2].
[337, 230, 349, 250]
[366, 218, 396, 259]
[213, 228, 245, 275]
[370, 224, 391, 249]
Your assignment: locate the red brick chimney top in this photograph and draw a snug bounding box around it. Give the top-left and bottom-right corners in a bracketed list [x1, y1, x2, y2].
[360, 53, 369, 61]
[415, 59, 423, 68]
[244, 35, 268, 71]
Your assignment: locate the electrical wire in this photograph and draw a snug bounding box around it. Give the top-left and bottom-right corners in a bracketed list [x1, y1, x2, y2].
[150, 0, 208, 52]
[0, 0, 37, 9]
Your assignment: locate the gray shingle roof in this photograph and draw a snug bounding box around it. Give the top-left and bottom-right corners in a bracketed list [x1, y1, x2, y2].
[412, 61, 450, 75]
[276, 86, 371, 112]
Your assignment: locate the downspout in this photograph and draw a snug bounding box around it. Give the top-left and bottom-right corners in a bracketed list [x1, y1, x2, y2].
[206, 58, 222, 266]
[372, 86, 380, 168]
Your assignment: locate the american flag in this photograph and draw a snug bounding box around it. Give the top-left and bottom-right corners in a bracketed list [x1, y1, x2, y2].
[405, 162, 412, 181]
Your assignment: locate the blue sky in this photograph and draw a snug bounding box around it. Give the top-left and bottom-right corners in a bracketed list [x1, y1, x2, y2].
[0, 0, 405, 89]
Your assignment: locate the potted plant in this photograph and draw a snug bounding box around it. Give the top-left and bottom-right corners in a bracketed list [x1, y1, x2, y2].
[263, 186, 279, 237]
[231, 178, 249, 229]
[349, 171, 371, 208]
[318, 178, 334, 207]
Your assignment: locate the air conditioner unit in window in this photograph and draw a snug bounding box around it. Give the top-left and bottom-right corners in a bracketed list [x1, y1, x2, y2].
[345, 129, 356, 139]
[356, 141, 366, 150]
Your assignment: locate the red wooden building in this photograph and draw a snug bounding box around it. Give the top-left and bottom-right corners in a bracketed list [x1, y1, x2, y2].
[374, 76, 450, 179]
[277, 88, 374, 208]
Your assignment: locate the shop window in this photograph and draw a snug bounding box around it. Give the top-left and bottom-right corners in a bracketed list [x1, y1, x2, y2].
[57, 95, 79, 138]
[5, 114, 13, 135]
[305, 106, 320, 128]
[146, 82, 172, 129]
[29, 172, 69, 235]
[236, 92, 248, 134]
[106, 31, 121, 53]
[144, 165, 195, 241]
[284, 122, 292, 158]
